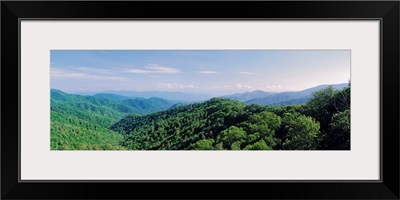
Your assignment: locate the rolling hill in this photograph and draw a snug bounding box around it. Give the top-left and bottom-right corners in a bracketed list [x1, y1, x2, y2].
[110, 98, 277, 150]
[50, 89, 178, 150]
[51, 89, 177, 124]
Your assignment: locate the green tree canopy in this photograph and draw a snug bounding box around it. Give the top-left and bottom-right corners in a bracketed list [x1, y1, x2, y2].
[326, 109, 350, 150]
[282, 115, 320, 150]
[243, 139, 271, 150]
[220, 126, 247, 148]
[189, 139, 215, 150]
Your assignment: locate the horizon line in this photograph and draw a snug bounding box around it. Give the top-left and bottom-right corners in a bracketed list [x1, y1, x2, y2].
[51, 82, 349, 96]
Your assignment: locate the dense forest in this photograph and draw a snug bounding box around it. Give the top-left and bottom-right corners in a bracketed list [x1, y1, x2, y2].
[51, 85, 350, 150]
[50, 89, 177, 150]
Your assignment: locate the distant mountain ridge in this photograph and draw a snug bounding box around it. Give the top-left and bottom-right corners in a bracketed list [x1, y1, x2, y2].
[72, 90, 214, 102]
[222, 83, 348, 106]
[220, 90, 275, 102]
[55, 83, 349, 109]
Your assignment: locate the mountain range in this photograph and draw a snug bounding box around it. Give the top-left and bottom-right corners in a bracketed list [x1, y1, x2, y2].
[221, 83, 348, 106]
[63, 83, 348, 107]
[50, 83, 350, 150]
[73, 90, 215, 102]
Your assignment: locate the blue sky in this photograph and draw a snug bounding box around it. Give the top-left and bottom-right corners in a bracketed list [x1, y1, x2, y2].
[51, 50, 350, 95]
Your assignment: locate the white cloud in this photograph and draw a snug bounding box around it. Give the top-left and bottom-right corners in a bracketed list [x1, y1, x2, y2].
[146, 64, 181, 73]
[128, 69, 152, 73]
[77, 67, 112, 74]
[51, 68, 86, 78]
[265, 84, 297, 91]
[210, 84, 253, 90]
[51, 68, 131, 81]
[128, 64, 181, 74]
[157, 83, 198, 89]
[236, 83, 253, 89]
[238, 71, 256, 75]
[197, 70, 218, 74]
[85, 75, 131, 81]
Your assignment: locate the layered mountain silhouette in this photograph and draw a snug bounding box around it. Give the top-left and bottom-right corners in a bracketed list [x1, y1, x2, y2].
[221, 83, 348, 106]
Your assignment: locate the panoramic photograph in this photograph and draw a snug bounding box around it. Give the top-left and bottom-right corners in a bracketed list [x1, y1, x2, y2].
[50, 50, 350, 150]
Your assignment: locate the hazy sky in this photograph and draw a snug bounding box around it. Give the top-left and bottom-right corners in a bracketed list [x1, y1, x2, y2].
[51, 50, 350, 95]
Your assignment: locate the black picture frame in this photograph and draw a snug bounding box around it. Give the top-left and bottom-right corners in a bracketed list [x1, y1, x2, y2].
[1, 1, 399, 199]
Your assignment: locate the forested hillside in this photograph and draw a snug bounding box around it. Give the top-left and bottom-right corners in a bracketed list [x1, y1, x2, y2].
[51, 85, 350, 150]
[110, 85, 350, 150]
[50, 90, 176, 150]
[51, 111, 126, 150]
[51, 89, 176, 125]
